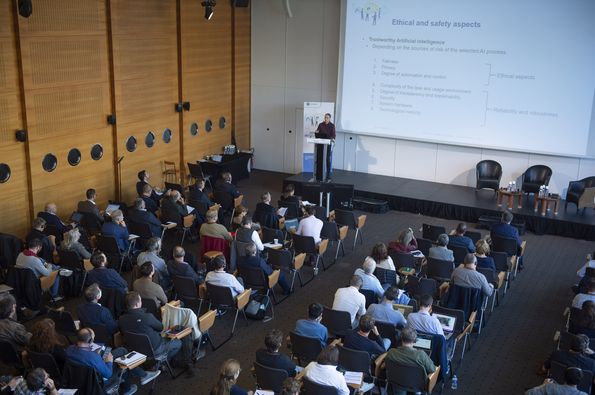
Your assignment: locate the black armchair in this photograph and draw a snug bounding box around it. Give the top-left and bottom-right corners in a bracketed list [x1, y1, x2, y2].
[521, 165, 552, 195]
[475, 160, 502, 192]
[566, 176, 595, 212]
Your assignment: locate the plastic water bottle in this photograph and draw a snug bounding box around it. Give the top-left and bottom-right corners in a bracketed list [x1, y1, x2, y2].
[451, 375, 458, 390]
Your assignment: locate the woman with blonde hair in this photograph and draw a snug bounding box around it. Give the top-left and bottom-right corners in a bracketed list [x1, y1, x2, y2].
[388, 227, 418, 254]
[210, 359, 253, 395]
[59, 227, 91, 259]
[475, 239, 496, 272]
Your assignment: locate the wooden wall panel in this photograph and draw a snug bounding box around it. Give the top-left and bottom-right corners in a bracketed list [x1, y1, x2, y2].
[111, 0, 180, 203]
[234, 5, 251, 149]
[0, 0, 30, 237]
[18, 0, 115, 218]
[181, 0, 233, 163]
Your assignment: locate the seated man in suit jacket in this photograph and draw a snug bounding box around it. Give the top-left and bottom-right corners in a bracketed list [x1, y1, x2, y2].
[141, 184, 159, 215]
[128, 198, 163, 238]
[38, 202, 73, 239]
[253, 192, 281, 229]
[214, 172, 241, 200]
[77, 283, 119, 335]
[490, 210, 523, 256]
[167, 246, 204, 285]
[160, 190, 190, 227]
[85, 251, 128, 295]
[239, 243, 290, 294]
[101, 210, 130, 253]
[187, 178, 216, 209]
[136, 170, 162, 203]
[77, 188, 104, 225]
[25, 217, 54, 263]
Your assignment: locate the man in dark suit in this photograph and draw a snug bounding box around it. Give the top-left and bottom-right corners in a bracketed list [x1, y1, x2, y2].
[253, 191, 280, 229]
[239, 242, 290, 294]
[25, 217, 54, 262]
[187, 179, 216, 209]
[38, 202, 73, 237]
[141, 184, 159, 215]
[77, 188, 104, 224]
[137, 170, 162, 204]
[448, 222, 475, 253]
[214, 172, 241, 199]
[101, 210, 130, 253]
[491, 210, 522, 248]
[119, 291, 182, 362]
[128, 198, 163, 238]
[160, 190, 189, 226]
[167, 246, 203, 285]
[77, 283, 118, 335]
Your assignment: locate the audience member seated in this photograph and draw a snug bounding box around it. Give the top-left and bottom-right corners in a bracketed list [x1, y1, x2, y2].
[0, 294, 31, 350]
[354, 258, 385, 299]
[388, 227, 418, 254]
[77, 188, 104, 224]
[65, 327, 160, 395]
[239, 243, 290, 294]
[137, 237, 171, 289]
[205, 256, 244, 298]
[188, 179, 215, 207]
[448, 223, 475, 253]
[365, 242, 395, 271]
[128, 198, 163, 238]
[451, 253, 494, 298]
[572, 278, 595, 309]
[332, 275, 366, 328]
[569, 301, 595, 338]
[393, 280, 411, 305]
[303, 346, 349, 395]
[296, 206, 323, 244]
[279, 184, 301, 207]
[235, 216, 264, 252]
[280, 378, 301, 395]
[15, 238, 61, 300]
[255, 329, 297, 377]
[28, 318, 66, 370]
[60, 227, 91, 259]
[294, 303, 328, 347]
[161, 190, 190, 228]
[231, 205, 248, 231]
[101, 210, 130, 253]
[475, 239, 497, 272]
[38, 202, 73, 237]
[343, 314, 390, 358]
[85, 251, 128, 295]
[214, 172, 241, 200]
[254, 192, 281, 228]
[25, 217, 54, 263]
[526, 367, 588, 395]
[407, 294, 444, 336]
[384, 327, 436, 377]
[141, 184, 159, 215]
[167, 246, 204, 286]
[429, 234, 454, 262]
[543, 333, 595, 375]
[119, 292, 182, 363]
[133, 262, 168, 307]
[136, 170, 161, 204]
[366, 286, 407, 327]
[209, 359, 252, 395]
[12, 368, 59, 395]
[200, 210, 232, 241]
[77, 284, 118, 335]
[491, 210, 523, 253]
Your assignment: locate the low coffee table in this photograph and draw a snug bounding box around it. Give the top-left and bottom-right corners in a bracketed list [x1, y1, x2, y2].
[533, 194, 560, 216]
[497, 189, 523, 210]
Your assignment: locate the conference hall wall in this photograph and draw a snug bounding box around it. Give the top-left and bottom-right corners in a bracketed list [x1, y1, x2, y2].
[0, 0, 251, 237]
[251, 0, 595, 197]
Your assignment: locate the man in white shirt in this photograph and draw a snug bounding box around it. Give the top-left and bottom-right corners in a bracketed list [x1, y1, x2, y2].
[572, 278, 595, 309]
[303, 345, 349, 395]
[205, 256, 245, 298]
[296, 206, 323, 244]
[332, 275, 366, 328]
[407, 294, 444, 336]
[354, 259, 385, 299]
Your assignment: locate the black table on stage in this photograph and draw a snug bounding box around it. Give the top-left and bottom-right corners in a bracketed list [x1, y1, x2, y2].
[199, 152, 252, 183]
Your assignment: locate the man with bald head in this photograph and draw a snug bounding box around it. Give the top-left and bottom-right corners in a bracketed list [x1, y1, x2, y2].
[38, 202, 73, 237]
[166, 246, 203, 285]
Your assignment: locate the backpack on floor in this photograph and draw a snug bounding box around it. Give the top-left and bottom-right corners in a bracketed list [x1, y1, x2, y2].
[245, 294, 270, 320]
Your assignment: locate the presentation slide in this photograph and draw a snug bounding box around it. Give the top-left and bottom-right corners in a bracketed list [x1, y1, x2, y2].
[338, 0, 595, 157]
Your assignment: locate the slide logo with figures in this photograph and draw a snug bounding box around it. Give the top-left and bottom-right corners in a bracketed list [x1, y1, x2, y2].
[354, 1, 383, 25]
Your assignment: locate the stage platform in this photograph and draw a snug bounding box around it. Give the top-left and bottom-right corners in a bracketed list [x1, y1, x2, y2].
[284, 170, 595, 241]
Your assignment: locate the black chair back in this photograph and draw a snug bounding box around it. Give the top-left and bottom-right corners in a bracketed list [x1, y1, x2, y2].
[359, 288, 376, 308]
[187, 162, 204, 180]
[0, 340, 22, 367]
[27, 351, 62, 383]
[320, 221, 339, 242]
[448, 244, 468, 264]
[374, 267, 397, 287]
[491, 235, 518, 257]
[491, 251, 509, 272]
[141, 298, 161, 320]
[406, 277, 437, 299]
[62, 362, 106, 395]
[213, 190, 234, 212]
[476, 160, 502, 190]
[127, 221, 152, 241]
[238, 264, 268, 291]
[292, 234, 316, 255]
[234, 240, 253, 259]
[477, 267, 498, 286]
[289, 331, 323, 366]
[253, 361, 288, 394]
[465, 231, 482, 245]
[321, 306, 352, 338]
[277, 200, 299, 219]
[422, 224, 446, 241]
[416, 238, 432, 257]
[88, 324, 113, 347]
[522, 165, 553, 193]
[390, 251, 415, 269]
[385, 358, 427, 393]
[376, 320, 399, 347]
[206, 283, 235, 307]
[334, 209, 356, 228]
[122, 331, 156, 358]
[267, 248, 293, 270]
[172, 275, 201, 313]
[48, 309, 78, 336]
[338, 345, 371, 374]
[98, 287, 126, 319]
[301, 378, 339, 395]
[79, 212, 102, 235]
[57, 249, 83, 270]
[444, 284, 483, 322]
[262, 227, 284, 244]
[426, 257, 454, 282]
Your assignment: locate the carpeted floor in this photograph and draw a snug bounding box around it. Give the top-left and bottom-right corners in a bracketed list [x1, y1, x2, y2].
[14, 170, 595, 394]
